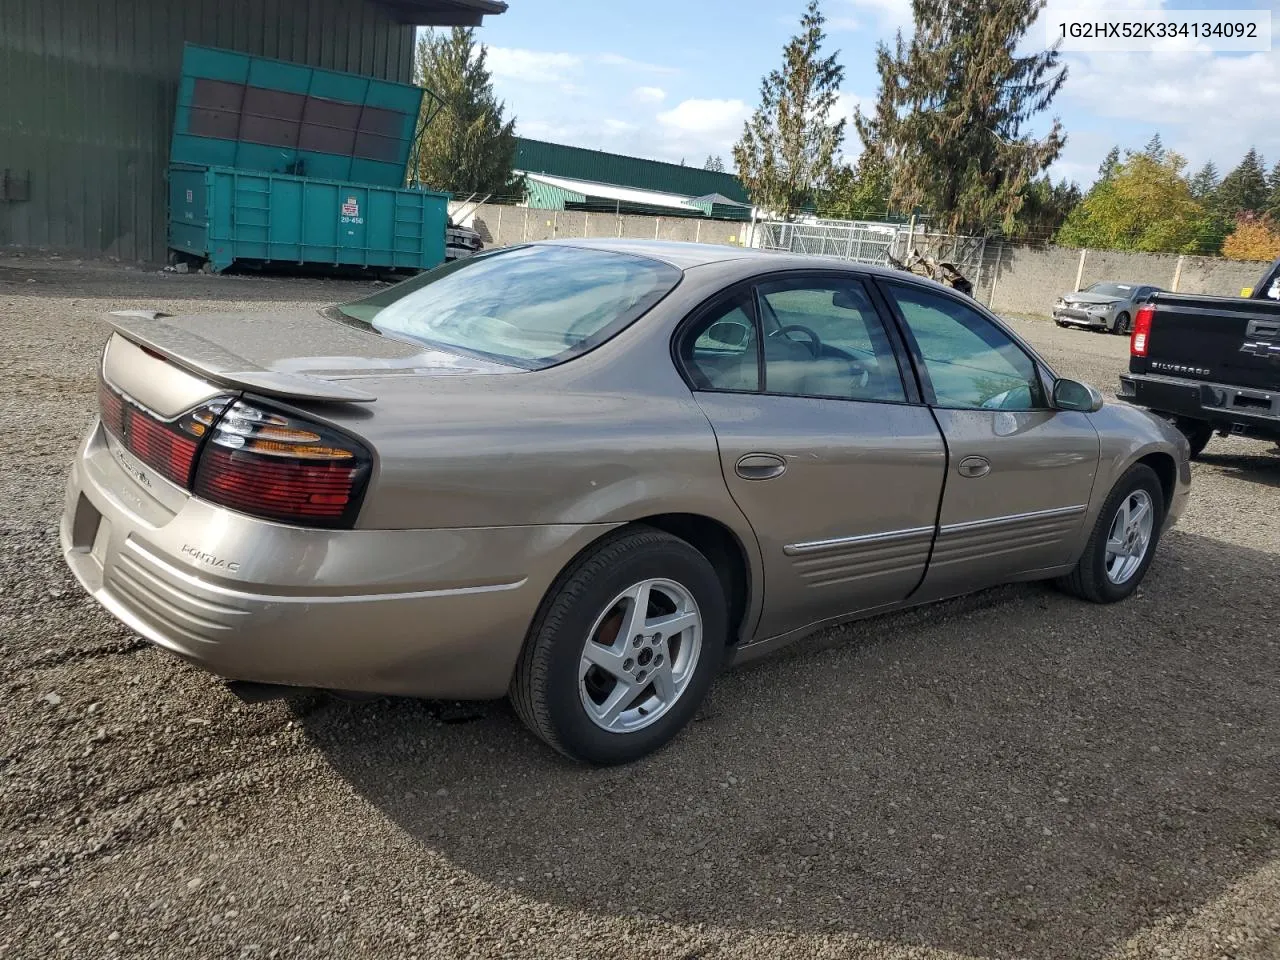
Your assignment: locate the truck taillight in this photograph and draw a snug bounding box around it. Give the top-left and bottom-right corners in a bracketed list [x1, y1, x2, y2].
[191, 400, 371, 529]
[1131, 305, 1154, 357]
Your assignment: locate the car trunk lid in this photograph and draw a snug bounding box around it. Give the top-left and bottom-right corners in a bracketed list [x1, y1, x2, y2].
[104, 307, 518, 405]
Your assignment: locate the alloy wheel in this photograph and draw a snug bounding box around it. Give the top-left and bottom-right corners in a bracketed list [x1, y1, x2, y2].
[578, 578, 703, 733]
[1105, 489, 1154, 584]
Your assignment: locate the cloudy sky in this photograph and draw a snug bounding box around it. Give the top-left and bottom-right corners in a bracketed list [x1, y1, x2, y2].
[463, 0, 1279, 189]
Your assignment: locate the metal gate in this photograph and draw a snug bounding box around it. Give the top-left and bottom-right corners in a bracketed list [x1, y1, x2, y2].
[757, 219, 900, 265]
[757, 218, 987, 295]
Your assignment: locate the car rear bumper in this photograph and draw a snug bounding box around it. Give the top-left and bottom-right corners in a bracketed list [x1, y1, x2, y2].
[1120, 372, 1280, 441]
[60, 422, 614, 699]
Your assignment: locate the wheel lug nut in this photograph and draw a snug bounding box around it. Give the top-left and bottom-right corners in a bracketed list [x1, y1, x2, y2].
[636, 670, 646, 681]
[633, 636, 642, 647]
[654, 654, 663, 666]
[623, 658, 634, 671]
[653, 632, 662, 642]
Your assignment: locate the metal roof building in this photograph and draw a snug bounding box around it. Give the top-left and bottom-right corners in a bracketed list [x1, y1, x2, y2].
[0, 0, 506, 262]
[513, 138, 752, 221]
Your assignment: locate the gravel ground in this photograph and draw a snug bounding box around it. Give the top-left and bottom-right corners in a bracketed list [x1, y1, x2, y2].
[2, 256, 1278, 960]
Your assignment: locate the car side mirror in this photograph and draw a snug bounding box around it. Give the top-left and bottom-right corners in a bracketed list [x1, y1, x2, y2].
[706, 320, 748, 348]
[1052, 378, 1104, 413]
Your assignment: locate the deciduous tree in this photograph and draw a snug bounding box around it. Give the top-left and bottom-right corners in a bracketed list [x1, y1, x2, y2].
[1056, 151, 1211, 254]
[1223, 213, 1280, 262]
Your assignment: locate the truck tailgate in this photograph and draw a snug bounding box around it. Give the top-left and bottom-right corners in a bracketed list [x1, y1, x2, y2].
[1139, 293, 1280, 390]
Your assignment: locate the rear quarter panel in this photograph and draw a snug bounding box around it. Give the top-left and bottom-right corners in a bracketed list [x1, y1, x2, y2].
[311, 260, 765, 589]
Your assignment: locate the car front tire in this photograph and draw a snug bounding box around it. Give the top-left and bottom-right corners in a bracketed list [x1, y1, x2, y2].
[1114, 312, 1131, 335]
[1056, 464, 1165, 603]
[510, 526, 727, 765]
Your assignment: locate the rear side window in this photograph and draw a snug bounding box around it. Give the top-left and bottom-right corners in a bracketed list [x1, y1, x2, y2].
[337, 245, 681, 369]
[684, 292, 760, 392]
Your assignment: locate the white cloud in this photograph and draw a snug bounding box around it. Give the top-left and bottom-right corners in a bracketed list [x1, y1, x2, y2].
[657, 99, 749, 135]
[651, 98, 751, 165]
[633, 86, 666, 104]
[486, 48, 582, 84]
[486, 48, 680, 87]
[1058, 47, 1280, 179]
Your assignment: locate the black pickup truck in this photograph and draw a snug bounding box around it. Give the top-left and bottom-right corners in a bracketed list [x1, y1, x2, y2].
[1119, 257, 1280, 457]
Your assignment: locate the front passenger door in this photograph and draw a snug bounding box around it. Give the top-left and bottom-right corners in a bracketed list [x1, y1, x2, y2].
[880, 281, 1101, 602]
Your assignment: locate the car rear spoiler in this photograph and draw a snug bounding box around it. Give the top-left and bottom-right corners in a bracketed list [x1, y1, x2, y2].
[105, 311, 377, 403]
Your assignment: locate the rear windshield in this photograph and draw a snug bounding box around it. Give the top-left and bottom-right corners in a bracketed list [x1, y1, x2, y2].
[337, 244, 681, 369]
[1084, 282, 1134, 297]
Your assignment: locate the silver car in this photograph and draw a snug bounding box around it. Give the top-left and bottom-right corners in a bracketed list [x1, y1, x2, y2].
[1053, 281, 1161, 335]
[60, 240, 1191, 764]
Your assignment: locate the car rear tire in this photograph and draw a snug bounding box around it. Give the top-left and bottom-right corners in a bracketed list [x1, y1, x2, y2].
[1114, 312, 1131, 335]
[1055, 464, 1164, 604]
[510, 526, 727, 764]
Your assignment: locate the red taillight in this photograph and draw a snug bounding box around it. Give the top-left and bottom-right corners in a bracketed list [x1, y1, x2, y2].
[125, 410, 199, 486]
[98, 385, 369, 528]
[98, 380, 223, 488]
[191, 400, 371, 528]
[1131, 305, 1154, 357]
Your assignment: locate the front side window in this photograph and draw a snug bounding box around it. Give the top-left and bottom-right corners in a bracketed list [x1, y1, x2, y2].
[886, 283, 1045, 411]
[337, 245, 681, 369]
[755, 277, 907, 403]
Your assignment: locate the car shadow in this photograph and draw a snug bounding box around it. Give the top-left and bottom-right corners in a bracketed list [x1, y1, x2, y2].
[295, 529, 1280, 960]
[1197, 448, 1280, 489]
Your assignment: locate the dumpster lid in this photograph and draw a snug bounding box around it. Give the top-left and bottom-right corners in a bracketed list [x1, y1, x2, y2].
[171, 44, 429, 189]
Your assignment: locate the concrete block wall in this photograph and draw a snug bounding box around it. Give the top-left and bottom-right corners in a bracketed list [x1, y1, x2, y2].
[979, 243, 1270, 316]
[453, 202, 751, 253]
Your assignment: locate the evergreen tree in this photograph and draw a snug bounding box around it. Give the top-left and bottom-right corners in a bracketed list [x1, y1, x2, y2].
[818, 147, 892, 221]
[703, 155, 726, 173]
[1097, 147, 1121, 183]
[1189, 161, 1220, 201]
[413, 28, 517, 196]
[856, 0, 1066, 234]
[1266, 160, 1280, 218]
[733, 0, 846, 218]
[1139, 133, 1165, 162]
[1215, 147, 1269, 218]
[1011, 176, 1081, 239]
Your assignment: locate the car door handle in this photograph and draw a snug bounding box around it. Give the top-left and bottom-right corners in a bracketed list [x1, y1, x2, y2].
[957, 455, 991, 478]
[735, 453, 787, 480]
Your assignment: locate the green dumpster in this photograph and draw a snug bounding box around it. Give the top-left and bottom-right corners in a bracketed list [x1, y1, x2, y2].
[166, 44, 449, 274]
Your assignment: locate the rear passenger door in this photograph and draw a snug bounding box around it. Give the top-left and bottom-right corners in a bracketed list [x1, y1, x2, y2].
[680, 272, 947, 641]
